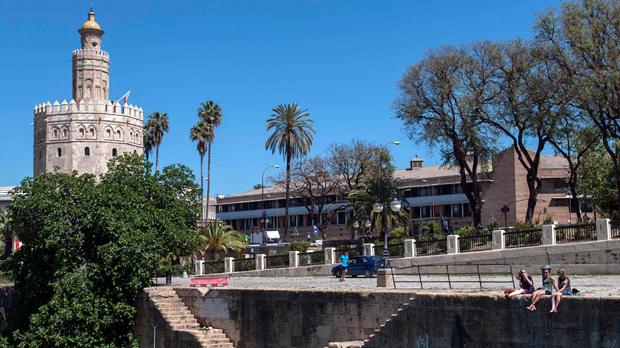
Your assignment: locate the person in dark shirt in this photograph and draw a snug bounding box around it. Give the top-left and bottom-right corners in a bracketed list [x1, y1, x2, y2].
[506, 269, 535, 298]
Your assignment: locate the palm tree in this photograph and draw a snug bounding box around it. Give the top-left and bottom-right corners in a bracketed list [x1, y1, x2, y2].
[198, 220, 246, 260]
[197, 101, 222, 222]
[146, 112, 169, 172]
[265, 103, 315, 240]
[190, 120, 212, 222]
[143, 123, 154, 163]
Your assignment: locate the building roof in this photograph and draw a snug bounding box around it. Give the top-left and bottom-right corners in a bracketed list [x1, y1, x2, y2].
[80, 8, 103, 31]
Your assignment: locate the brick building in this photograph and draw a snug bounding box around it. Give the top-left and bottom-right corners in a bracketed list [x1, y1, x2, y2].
[216, 147, 582, 241]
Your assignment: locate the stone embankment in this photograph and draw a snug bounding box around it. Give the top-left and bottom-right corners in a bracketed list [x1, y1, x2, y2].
[134, 287, 235, 348]
[135, 286, 620, 348]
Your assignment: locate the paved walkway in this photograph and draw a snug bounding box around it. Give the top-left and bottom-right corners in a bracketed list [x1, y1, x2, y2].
[158, 274, 620, 297]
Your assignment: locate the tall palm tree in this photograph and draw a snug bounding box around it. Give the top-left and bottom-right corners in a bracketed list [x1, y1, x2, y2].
[143, 123, 154, 163]
[197, 101, 222, 222]
[146, 112, 169, 172]
[265, 103, 315, 240]
[190, 120, 212, 222]
[198, 220, 246, 260]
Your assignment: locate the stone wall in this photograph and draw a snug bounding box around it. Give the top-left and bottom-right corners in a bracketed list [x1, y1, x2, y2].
[363, 293, 620, 348]
[173, 287, 412, 348]
[165, 287, 620, 348]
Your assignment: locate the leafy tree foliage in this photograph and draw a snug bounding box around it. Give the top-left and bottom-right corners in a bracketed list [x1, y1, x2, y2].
[197, 220, 246, 261]
[395, 43, 498, 228]
[3, 155, 200, 347]
[327, 140, 384, 192]
[197, 100, 223, 223]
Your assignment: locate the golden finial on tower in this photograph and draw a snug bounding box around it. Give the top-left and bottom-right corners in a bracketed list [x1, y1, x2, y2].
[80, 5, 102, 31]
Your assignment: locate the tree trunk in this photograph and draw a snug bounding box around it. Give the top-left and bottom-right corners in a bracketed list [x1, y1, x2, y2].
[568, 172, 582, 222]
[200, 153, 205, 223]
[206, 143, 212, 225]
[284, 150, 291, 241]
[155, 145, 160, 172]
[525, 174, 539, 222]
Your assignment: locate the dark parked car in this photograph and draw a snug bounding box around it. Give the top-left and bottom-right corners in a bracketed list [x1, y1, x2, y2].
[331, 256, 389, 278]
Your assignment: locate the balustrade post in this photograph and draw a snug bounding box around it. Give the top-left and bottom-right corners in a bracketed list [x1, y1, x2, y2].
[324, 247, 336, 264]
[224, 257, 234, 273]
[492, 230, 505, 250]
[447, 235, 460, 254]
[596, 219, 611, 241]
[255, 254, 266, 271]
[542, 224, 556, 246]
[404, 239, 416, 258]
[289, 251, 300, 268]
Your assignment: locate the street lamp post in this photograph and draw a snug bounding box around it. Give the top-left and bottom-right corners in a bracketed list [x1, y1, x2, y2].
[375, 141, 400, 257]
[261, 164, 279, 243]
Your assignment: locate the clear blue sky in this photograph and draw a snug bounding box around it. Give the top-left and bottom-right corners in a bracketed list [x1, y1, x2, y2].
[0, 0, 563, 195]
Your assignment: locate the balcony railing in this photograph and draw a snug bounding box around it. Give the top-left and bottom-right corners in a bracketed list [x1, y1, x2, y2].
[416, 239, 447, 256]
[611, 221, 620, 239]
[504, 228, 542, 248]
[265, 254, 289, 269]
[298, 252, 325, 266]
[459, 234, 493, 253]
[235, 257, 256, 272]
[555, 223, 596, 244]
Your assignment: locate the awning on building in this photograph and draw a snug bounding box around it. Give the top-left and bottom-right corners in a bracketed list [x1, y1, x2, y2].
[266, 231, 280, 239]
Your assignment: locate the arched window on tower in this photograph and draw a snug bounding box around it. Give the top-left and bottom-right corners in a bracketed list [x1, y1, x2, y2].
[79, 128, 85, 138]
[106, 128, 112, 138]
[53, 129, 58, 138]
[112, 148, 118, 157]
[57, 148, 62, 157]
[84, 147, 90, 156]
[116, 130, 122, 139]
[89, 128, 96, 138]
[63, 128, 68, 138]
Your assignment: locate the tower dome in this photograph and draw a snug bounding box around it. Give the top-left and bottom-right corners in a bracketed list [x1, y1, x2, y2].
[80, 8, 103, 31]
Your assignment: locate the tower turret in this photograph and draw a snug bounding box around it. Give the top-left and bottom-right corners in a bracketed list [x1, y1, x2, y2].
[72, 7, 110, 102]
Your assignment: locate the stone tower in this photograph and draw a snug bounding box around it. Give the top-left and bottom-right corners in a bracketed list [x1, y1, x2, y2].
[33, 8, 144, 177]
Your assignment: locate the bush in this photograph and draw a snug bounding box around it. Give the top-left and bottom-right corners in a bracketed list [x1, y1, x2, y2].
[290, 240, 310, 253]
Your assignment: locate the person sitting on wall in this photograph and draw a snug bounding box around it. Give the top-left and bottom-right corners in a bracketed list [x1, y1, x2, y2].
[527, 265, 557, 312]
[339, 252, 349, 282]
[506, 269, 535, 298]
[549, 267, 572, 313]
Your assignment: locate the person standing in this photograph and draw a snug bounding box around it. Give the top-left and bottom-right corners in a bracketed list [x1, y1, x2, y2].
[339, 252, 349, 282]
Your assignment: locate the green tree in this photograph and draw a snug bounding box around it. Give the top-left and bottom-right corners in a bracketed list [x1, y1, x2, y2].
[481, 40, 568, 222]
[197, 101, 222, 224]
[198, 220, 246, 260]
[265, 103, 316, 240]
[348, 150, 409, 241]
[190, 120, 212, 221]
[537, 0, 620, 210]
[3, 155, 200, 347]
[576, 142, 618, 218]
[146, 112, 169, 172]
[395, 43, 498, 228]
[0, 210, 10, 257]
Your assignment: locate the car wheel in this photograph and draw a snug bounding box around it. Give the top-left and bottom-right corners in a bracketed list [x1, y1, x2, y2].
[335, 270, 342, 278]
[364, 270, 373, 278]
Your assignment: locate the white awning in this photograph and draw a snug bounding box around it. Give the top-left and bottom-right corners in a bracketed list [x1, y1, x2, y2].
[266, 231, 280, 239]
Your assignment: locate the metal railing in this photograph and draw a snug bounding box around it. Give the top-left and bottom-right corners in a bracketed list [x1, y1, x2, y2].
[265, 254, 289, 269]
[555, 223, 596, 244]
[504, 228, 542, 248]
[203, 260, 225, 274]
[298, 251, 325, 266]
[611, 221, 620, 239]
[390, 263, 516, 290]
[235, 257, 256, 272]
[459, 234, 493, 253]
[416, 239, 447, 256]
[387, 243, 405, 258]
[335, 246, 363, 260]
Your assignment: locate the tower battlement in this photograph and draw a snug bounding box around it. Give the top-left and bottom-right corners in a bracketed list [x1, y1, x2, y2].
[34, 99, 144, 120]
[72, 49, 110, 58]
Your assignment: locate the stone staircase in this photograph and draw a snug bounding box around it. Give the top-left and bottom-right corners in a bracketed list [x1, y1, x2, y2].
[326, 298, 414, 348]
[145, 287, 235, 348]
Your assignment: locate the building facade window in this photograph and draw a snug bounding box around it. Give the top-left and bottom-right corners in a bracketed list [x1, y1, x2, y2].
[112, 148, 117, 157]
[57, 148, 62, 157]
[84, 147, 90, 156]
